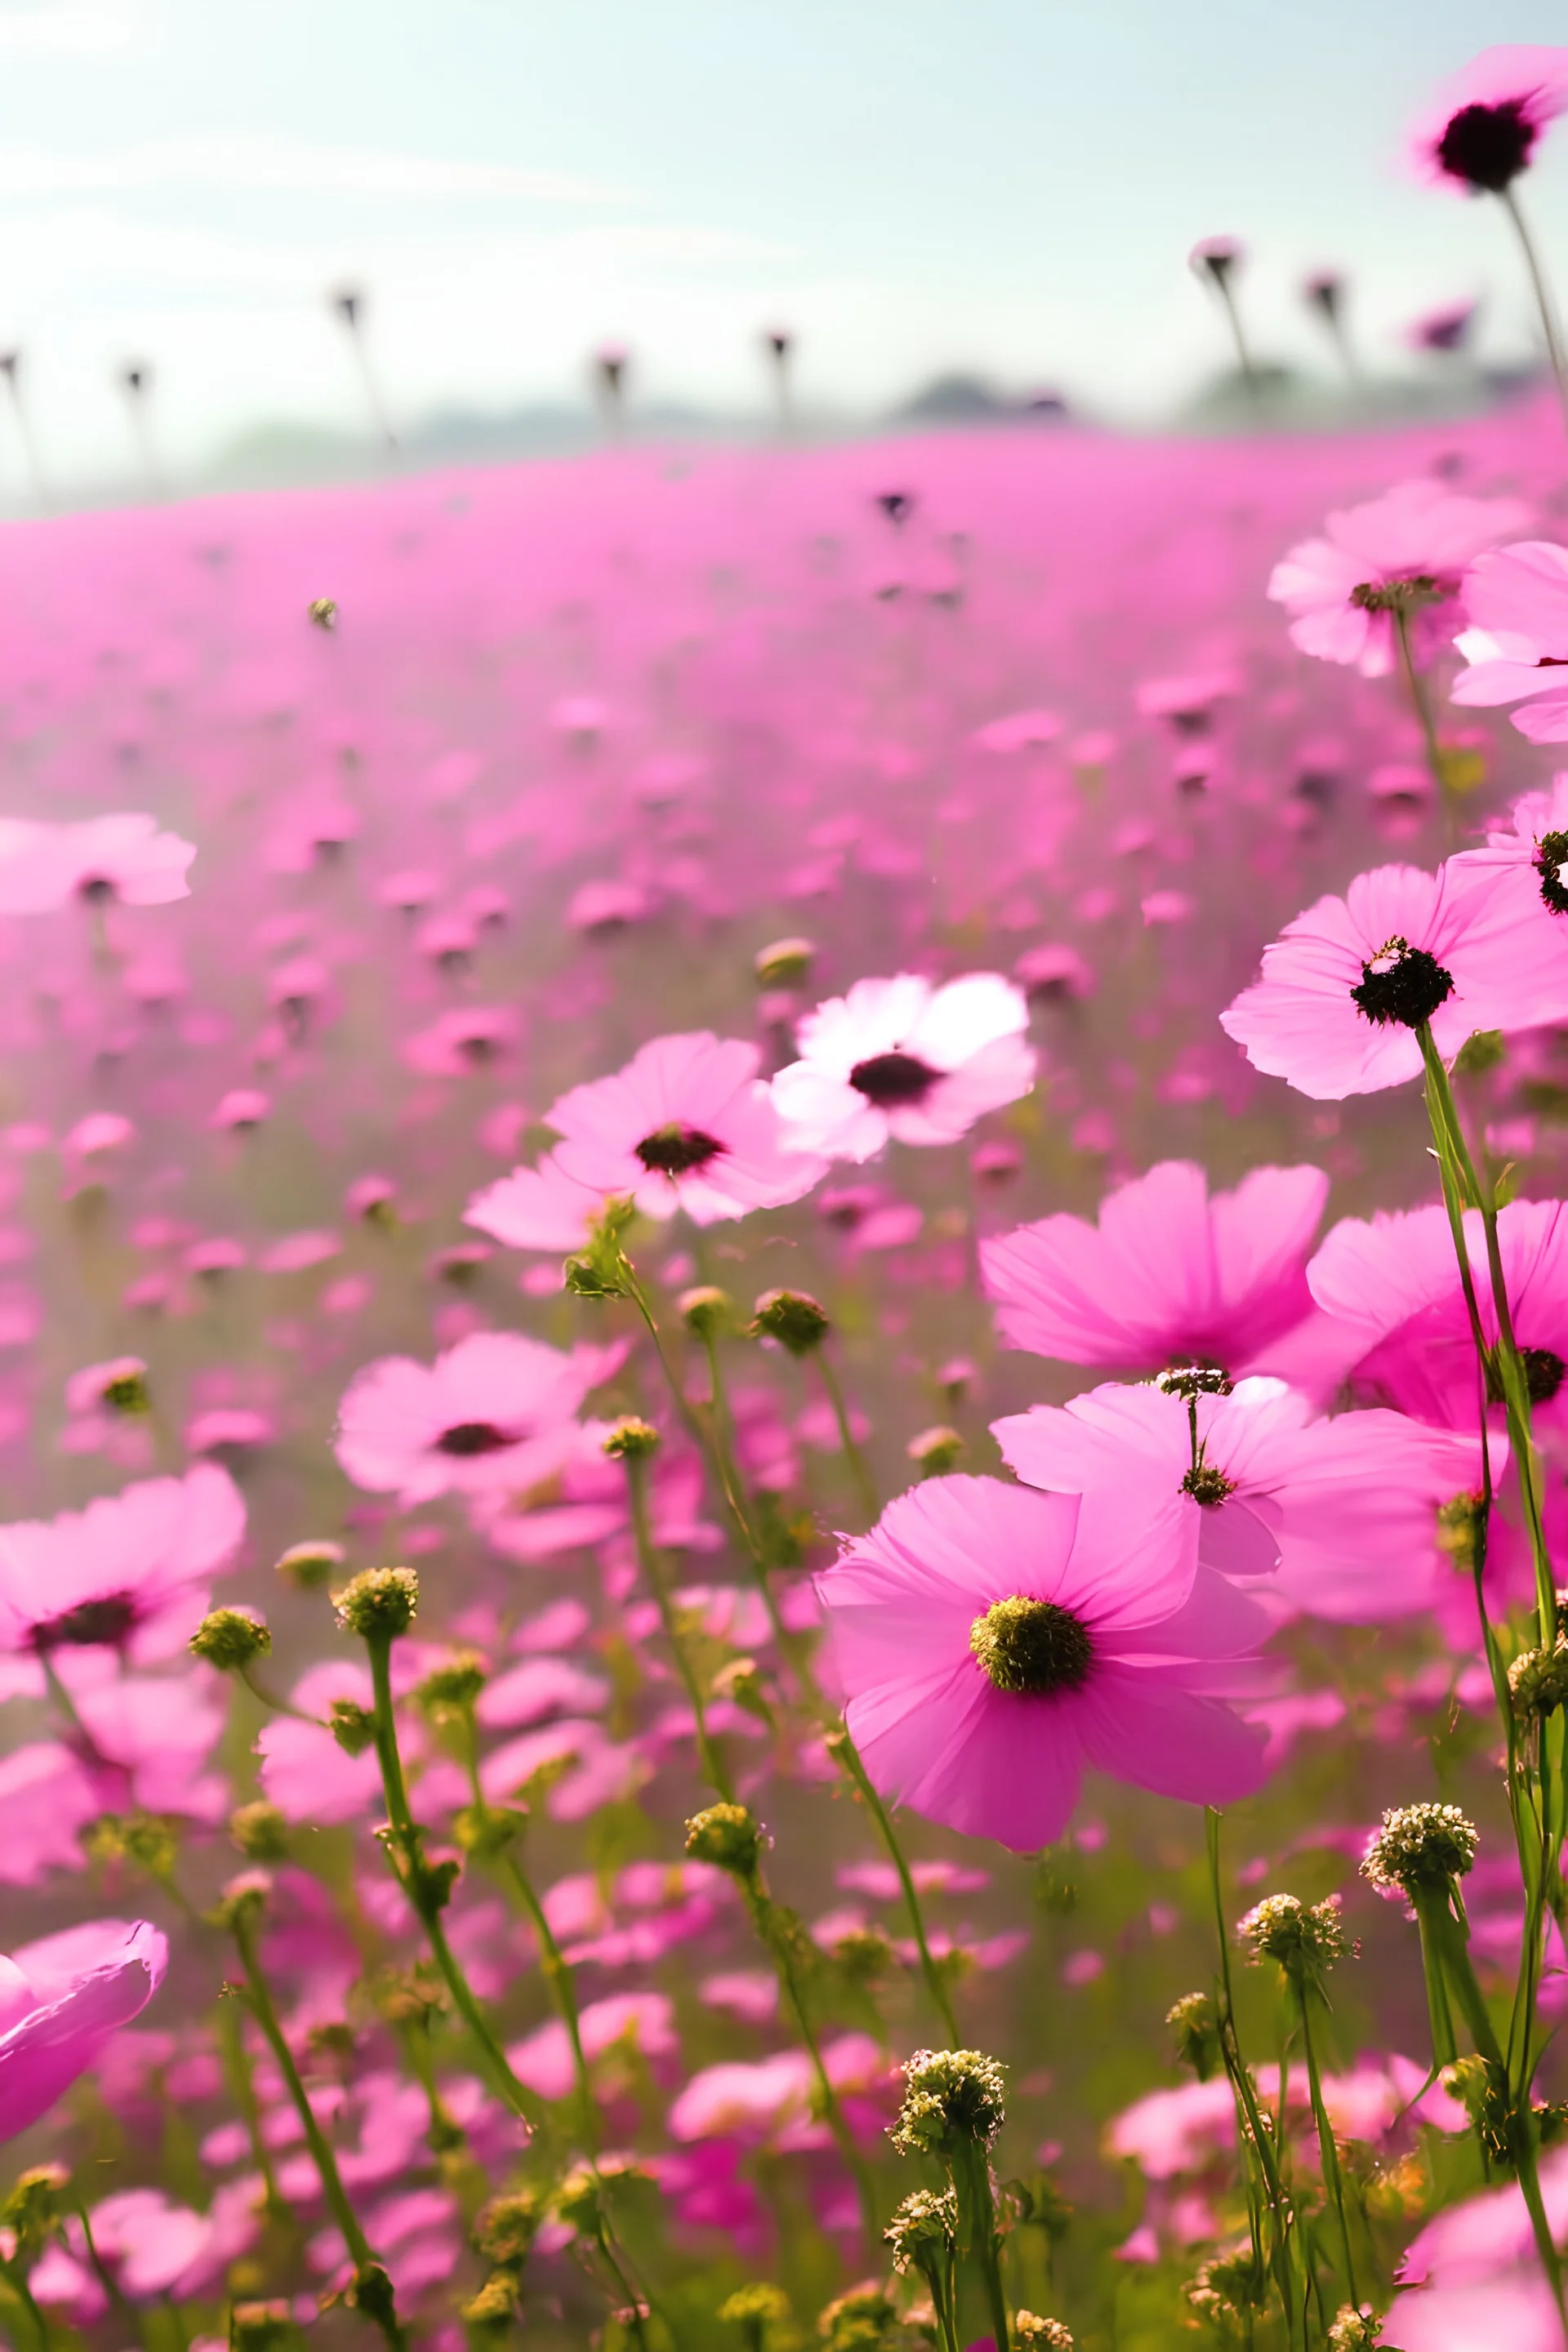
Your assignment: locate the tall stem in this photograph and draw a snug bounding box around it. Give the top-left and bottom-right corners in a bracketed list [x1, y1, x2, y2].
[1297, 1989, 1356, 2307]
[1501, 184, 1568, 442]
[831, 1730, 959, 2042]
[815, 1350, 880, 1524]
[1206, 1812, 1301, 2347]
[1392, 604, 1449, 800]
[622, 1450, 734, 1800]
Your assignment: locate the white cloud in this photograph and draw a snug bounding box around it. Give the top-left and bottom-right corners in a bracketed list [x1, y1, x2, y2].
[0, 133, 629, 206]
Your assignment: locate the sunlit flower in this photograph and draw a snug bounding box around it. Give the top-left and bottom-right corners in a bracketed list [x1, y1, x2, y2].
[772, 973, 1034, 1160]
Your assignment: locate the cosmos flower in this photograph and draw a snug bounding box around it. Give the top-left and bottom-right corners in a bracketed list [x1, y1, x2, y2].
[816, 1473, 1268, 1851]
[1446, 777, 1568, 997]
[0, 815, 195, 914]
[334, 1330, 621, 1506]
[1451, 541, 1568, 742]
[1267, 479, 1528, 679]
[0, 1465, 245, 1661]
[0, 1919, 168, 2140]
[771, 973, 1035, 1161]
[1218, 861, 1544, 1099]
[1412, 45, 1568, 193]
[544, 1032, 826, 1223]
[465, 1150, 613, 1254]
[994, 1377, 1484, 1621]
[982, 1160, 1335, 1386]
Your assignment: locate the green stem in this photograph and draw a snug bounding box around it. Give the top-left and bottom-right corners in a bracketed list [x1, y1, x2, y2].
[1297, 1988, 1356, 2307]
[1392, 605, 1448, 797]
[363, 1637, 548, 2136]
[831, 1729, 959, 2042]
[1501, 183, 1568, 443]
[1, 2256, 54, 2352]
[622, 1451, 734, 1801]
[950, 2140, 1010, 2352]
[1205, 1812, 1300, 2347]
[216, 1995, 288, 2221]
[815, 1351, 879, 1525]
[226, 1924, 403, 2352]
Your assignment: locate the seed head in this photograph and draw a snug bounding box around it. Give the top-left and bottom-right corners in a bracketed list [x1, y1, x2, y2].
[1361, 1802, 1478, 1896]
[333, 1565, 418, 1642]
[684, 1802, 766, 1878]
[1237, 1891, 1347, 1978]
[461, 2274, 519, 2332]
[750, 1288, 831, 1355]
[189, 1606, 271, 1671]
[891, 2047, 1006, 2155]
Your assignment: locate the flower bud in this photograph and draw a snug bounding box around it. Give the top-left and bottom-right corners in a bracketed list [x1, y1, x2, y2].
[906, 1423, 964, 1477]
[883, 2185, 956, 2273]
[212, 1869, 272, 1934]
[461, 2274, 519, 2332]
[1015, 2321, 1074, 2351]
[1326, 2308, 1384, 2351]
[1166, 1990, 1222, 2080]
[334, 1566, 418, 1642]
[228, 2301, 296, 2352]
[684, 1802, 766, 1877]
[1361, 1803, 1478, 1896]
[750, 1288, 830, 1355]
[275, 1539, 345, 1590]
[84, 1811, 180, 1878]
[677, 1284, 733, 1338]
[891, 2047, 1006, 2155]
[416, 1654, 488, 1718]
[472, 2186, 548, 2267]
[189, 1607, 271, 1672]
[754, 938, 814, 987]
[818, 2287, 896, 2351]
[719, 2283, 791, 2332]
[230, 1802, 289, 1861]
[94, 1357, 150, 1414]
[307, 598, 337, 630]
[347, 2265, 398, 2332]
[1237, 1891, 1346, 1977]
[329, 1697, 377, 1756]
[604, 1415, 660, 1461]
[1, 2165, 69, 2256]
[1510, 1638, 1568, 1719]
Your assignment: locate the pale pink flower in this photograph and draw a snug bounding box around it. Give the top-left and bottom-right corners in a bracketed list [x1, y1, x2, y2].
[1267, 478, 1527, 677]
[0, 1464, 245, 1659]
[1452, 541, 1568, 742]
[0, 815, 195, 913]
[772, 973, 1035, 1161]
[466, 1151, 610, 1254]
[545, 1032, 826, 1223]
[1446, 774, 1568, 993]
[334, 1330, 620, 1506]
[1218, 861, 1545, 1099]
[816, 1473, 1268, 1851]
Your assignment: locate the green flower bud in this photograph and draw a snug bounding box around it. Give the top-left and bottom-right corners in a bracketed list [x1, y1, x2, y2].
[329, 1697, 377, 1755]
[275, 1539, 345, 1590]
[189, 1607, 272, 1671]
[906, 1423, 964, 1477]
[1237, 1891, 1346, 1977]
[460, 2274, 519, 2331]
[228, 2300, 296, 2352]
[677, 1284, 733, 1338]
[1166, 1990, 1222, 2081]
[230, 1802, 289, 1861]
[684, 1802, 766, 1877]
[754, 937, 814, 987]
[307, 598, 337, 630]
[603, 1415, 661, 1461]
[211, 1870, 272, 1934]
[750, 1288, 831, 1355]
[817, 2286, 897, 2350]
[2, 2165, 69, 2260]
[416, 1653, 488, 1718]
[333, 1566, 418, 1642]
[1361, 1803, 1478, 1896]
[472, 2187, 548, 2267]
[891, 2047, 1006, 2155]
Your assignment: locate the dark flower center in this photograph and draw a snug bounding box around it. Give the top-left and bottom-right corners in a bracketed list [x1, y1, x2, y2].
[849, 1050, 940, 1107]
[1348, 573, 1445, 616]
[1351, 938, 1454, 1030]
[635, 1123, 725, 1176]
[969, 1595, 1094, 1696]
[76, 875, 116, 904]
[1526, 1348, 1567, 1406]
[1182, 1463, 1236, 1506]
[1436, 99, 1535, 193]
[1536, 831, 1568, 916]
[436, 1421, 514, 1458]
[34, 1592, 138, 1650]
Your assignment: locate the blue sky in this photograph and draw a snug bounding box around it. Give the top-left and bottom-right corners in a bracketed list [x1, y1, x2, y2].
[1, 0, 1566, 482]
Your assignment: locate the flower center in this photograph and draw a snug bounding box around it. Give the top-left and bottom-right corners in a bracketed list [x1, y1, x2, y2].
[436, 1420, 514, 1458]
[76, 875, 116, 904]
[849, 1050, 940, 1107]
[1348, 573, 1445, 617]
[1182, 1463, 1235, 1506]
[1526, 1348, 1567, 1407]
[634, 1123, 725, 1176]
[1351, 937, 1454, 1029]
[1536, 831, 1568, 916]
[1436, 98, 1535, 193]
[33, 1592, 138, 1650]
[969, 1595, 1094, 1695]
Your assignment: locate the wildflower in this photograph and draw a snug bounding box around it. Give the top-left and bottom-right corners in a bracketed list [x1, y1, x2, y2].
[1238, 1892, 1346, 1993]
[1014, 2321, 1074, 2350]
[1219, 862, 1545, 1099]
[773, 972, 1034, 1160]
[891, 2048, 1005, 2156]
[1413, 46, 1568, 193]
[1451, 541, 1568, 742]
[0, 1464, 245, 1661]
[1361, 1804, 1479, 1896]
[188, 1607, 270, 1671]
[543, 1032, 826, 1223]
[1167, 1992, 1222, 2080]
[684, 1804, 766, 1878]
[334, 1566, 418, 1642]
[0, 1920, 167, 2140]
[0, 814, 195, 912]
[334, 1329, 615, 1505]
[750, 1288, 831, 1354]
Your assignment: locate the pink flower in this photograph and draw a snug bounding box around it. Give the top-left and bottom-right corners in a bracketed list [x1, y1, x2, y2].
[544, 1032, 826, 1223]
[465, 1151, 611, 1254]
[1307, 1197, 1568, 1440]
[815, 1473, 1268, 1851]
[1446, 776, 1568, 992]
[506, 1991, 675, 2100]
[0, 814, 195, 913]
[1451, 541, 1568, 742]
[1218, 861, 1544, 1099]
[1412, 46, 1568, 193]
[994, 1378, 1483, 1621]
[772, 973, 1035, 1160]
[0, 1465, 245, 1659]
[335, 1330, 619, 1505]
[0, 1918, 167, 2140]
[982, 1160, 1334, 1386]
[1267, 479, 1527, 678]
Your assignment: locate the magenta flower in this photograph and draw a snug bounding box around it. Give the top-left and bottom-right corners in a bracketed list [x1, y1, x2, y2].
[1267, 479, 1527, 679]
[1412, 46, 1568, 194]
[544, 1032, 826, 1223]
[334, 1330, 620, 1506]
[994, 1378, 1483, 1621]
[815, 1474, 1268, 1850]
[1308, 1197, 1568, 1438]
[465, 1150, 611, 1255]
[0, 814, 195, 914]
[1451, 541, 1568, 742]
[982, 1160, 1334, 1385]
[0, 1465, 245, 1661]
[1218, 862, 1541, 1099]
[772, 973, 1035, 1161]
[0, 1918, 167, 2140]
[1447, 777, 1568, 994]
